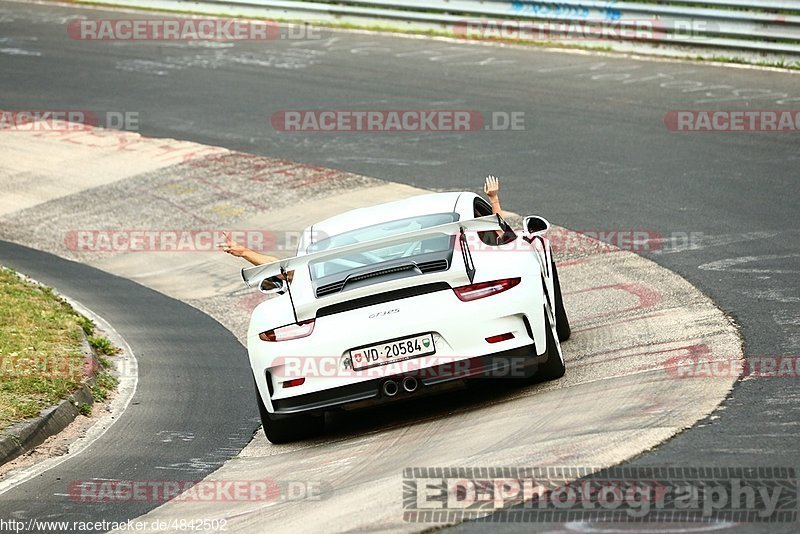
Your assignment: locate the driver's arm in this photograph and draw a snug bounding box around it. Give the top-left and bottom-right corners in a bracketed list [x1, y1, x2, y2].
[484, 175, 507, 239]
[219, 233, 278, 266]
[484, 175, 504, 219]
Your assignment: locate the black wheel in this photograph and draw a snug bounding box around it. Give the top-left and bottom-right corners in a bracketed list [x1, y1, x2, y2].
[551, 259, 571, 341]
[254, 376, 323, 444]
[537, 305, 566, 381]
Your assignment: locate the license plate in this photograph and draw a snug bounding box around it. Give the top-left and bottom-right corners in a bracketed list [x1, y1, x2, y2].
[350, 333, 435, 371]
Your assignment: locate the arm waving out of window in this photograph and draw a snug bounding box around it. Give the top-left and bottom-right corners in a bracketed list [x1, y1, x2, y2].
[484, 175, 504, 219]
[219, 232, 278, 266]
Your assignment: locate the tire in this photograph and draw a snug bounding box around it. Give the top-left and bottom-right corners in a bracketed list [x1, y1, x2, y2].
[537, 305, 566, 381]
[254, 376, 323, 444]
[551, 259, 571, 341]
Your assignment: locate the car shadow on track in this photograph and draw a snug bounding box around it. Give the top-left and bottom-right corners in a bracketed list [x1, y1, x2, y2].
[318, 376, 554, 442]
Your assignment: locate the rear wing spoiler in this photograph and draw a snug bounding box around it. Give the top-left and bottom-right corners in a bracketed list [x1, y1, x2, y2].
[241, 214, 504, 289]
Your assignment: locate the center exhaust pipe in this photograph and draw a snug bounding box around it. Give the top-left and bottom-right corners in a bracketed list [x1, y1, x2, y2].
[402, 376, 418, 393]
[382, 379, 399, 397]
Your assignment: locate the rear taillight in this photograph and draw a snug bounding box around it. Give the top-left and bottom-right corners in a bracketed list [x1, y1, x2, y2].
[453, 278, 520, 302]
[259, 319, 315, 342]
[282, 377, 306, 388]
[486, 332, 515, 343]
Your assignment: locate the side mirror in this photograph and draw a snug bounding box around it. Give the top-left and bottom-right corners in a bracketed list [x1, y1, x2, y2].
[259, 275, 287, 295]
[523, 216, 550, 236]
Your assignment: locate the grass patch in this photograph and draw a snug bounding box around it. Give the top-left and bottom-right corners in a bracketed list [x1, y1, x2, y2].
[76, 315, 95, 337]
[91, 372, 119, 403]
[77, 402, 92, 416]
[0, 267, 115, 431]
[87, 335, 120, 357]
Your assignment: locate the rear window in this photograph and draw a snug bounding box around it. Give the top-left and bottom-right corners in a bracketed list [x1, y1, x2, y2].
[307, 212, 458, 280]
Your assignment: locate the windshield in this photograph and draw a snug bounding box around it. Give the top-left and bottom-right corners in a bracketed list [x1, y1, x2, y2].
[307, 212, 458, 280]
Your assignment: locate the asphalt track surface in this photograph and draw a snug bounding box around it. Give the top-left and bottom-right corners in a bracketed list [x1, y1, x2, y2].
[0, 0, 799, 530]
[0, 241, 259, 531]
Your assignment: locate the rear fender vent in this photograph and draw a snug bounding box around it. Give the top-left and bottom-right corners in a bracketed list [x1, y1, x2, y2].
[316, 280, 346, 297]
[416, 259, 449, 273]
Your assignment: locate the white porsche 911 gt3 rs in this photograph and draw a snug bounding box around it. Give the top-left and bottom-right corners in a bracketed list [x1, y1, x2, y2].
[242, 191, 570, 443]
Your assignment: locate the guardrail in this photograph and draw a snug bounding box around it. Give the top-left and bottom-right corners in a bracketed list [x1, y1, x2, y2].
[85, 0, 800, 59]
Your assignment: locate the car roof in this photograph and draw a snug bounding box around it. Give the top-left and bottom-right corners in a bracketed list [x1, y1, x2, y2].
[310, 191, 472, 240]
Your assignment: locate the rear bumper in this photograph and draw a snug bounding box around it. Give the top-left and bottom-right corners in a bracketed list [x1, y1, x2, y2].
[269, 343, 545, 415]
